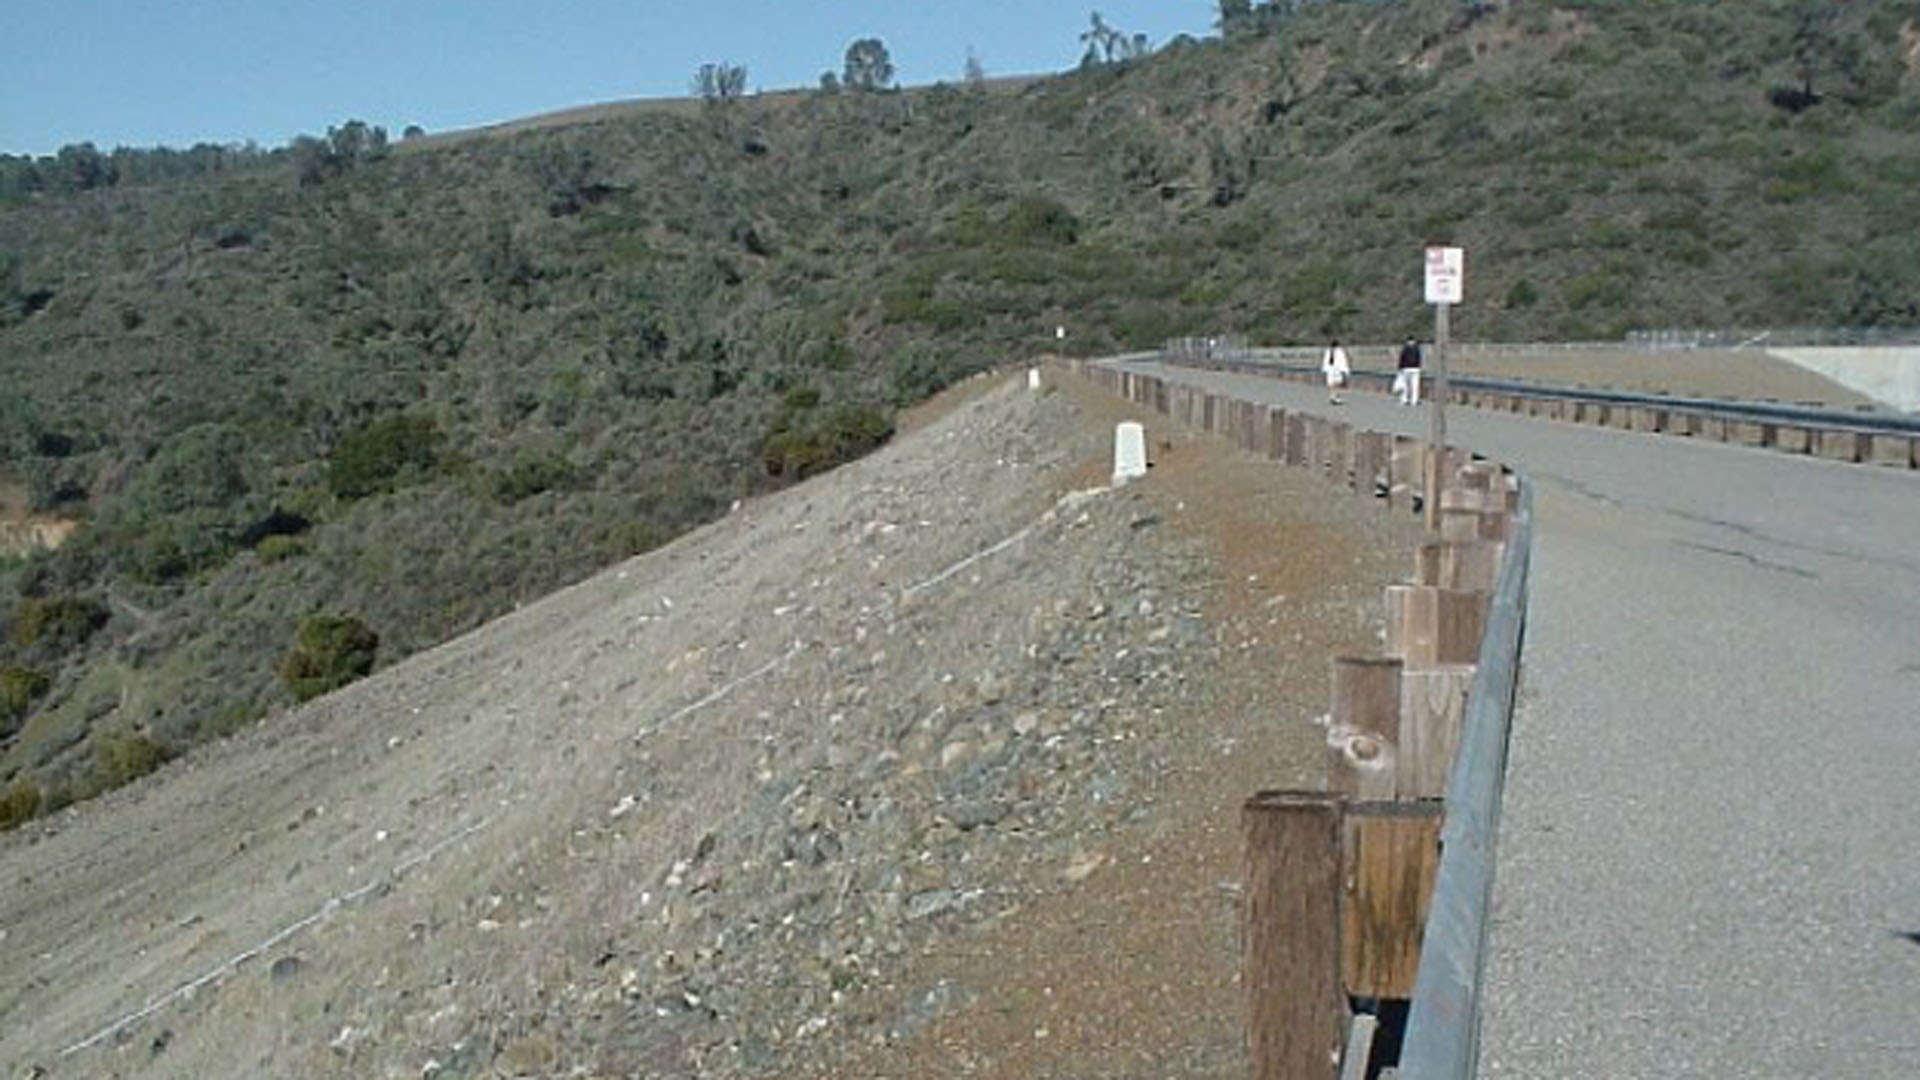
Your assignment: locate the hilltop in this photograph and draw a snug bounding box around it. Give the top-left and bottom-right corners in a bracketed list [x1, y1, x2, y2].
[2, 0, 1918, 818]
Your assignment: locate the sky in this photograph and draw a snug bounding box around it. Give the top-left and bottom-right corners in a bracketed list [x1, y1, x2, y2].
[0, 1, 1220, 156]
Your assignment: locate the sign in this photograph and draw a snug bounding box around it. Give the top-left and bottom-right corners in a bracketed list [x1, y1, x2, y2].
[1424, 246, 1464, 305]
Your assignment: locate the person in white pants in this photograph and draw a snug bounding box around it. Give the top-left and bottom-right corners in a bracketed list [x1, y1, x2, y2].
[1322, 340, 1351, 405]
[1393, 336, 1423, 406]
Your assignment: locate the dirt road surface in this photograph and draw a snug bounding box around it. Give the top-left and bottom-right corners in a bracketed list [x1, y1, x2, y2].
[2, 369, 1420, 1078]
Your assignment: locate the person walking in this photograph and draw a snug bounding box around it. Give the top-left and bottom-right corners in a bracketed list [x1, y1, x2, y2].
[1322, 339, 1351, 405]
[1394, 336, 1424, 406]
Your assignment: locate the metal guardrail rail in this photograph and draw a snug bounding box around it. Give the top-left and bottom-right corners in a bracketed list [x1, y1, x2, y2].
[1394, 477, 1532, 1080]
[1186, 355, 1920, 436]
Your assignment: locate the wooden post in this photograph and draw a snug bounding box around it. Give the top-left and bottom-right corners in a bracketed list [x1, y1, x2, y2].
[1352, 432, 1387, 497]
[1866, 433, 1910, 468]
[1267, 408, 1288, 460]
[1327, 423, 1352, 486]
[1385, 585, 1486, 668]
[1440, 487, 1505, 514]
[1286, 414, 1310, 467]
[1329, 656, 1402, 800]
[1389, 437, 1423, 514]
[1415, 540, 1503, 592]
[1245, 792, 1346, 1080]
[1440, 507, 1509, 544]
[1816, 429, 1864, 463]
[1399, 666, 1475, 799]
[1341, 801, 1444, 1000]
[1305, 416, 1328, 474]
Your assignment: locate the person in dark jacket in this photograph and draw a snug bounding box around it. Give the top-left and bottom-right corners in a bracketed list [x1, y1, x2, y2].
[1394, 337, 1423, 405]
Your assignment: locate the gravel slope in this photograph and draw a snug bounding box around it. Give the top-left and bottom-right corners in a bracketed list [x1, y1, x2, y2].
[1, 369, 1421, 1079]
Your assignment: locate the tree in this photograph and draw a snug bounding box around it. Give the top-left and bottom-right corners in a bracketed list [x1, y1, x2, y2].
[692, 61, 749, 104]
[289, 119, 390, 187]
[843, 38, 895, 91]
[1218, 0, 1254, 35]
[53, 143, 111, 192]
[279, 614, 379, 702]
[327, 120, 389, 163]
[1079, 12, 1149, 67]
[1080, 11, 1116, 66]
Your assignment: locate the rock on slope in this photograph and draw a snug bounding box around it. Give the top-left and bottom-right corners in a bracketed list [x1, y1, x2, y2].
[1, 369, 1420, 1078]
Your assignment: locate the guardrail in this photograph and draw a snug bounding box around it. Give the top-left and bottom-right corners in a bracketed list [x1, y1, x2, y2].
[1064, 359, 1532, 1080]
[1169, 352, 1920, 470]
[1395, 478, 1531, 1080]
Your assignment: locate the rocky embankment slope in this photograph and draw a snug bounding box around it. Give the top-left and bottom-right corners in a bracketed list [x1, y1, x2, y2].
[1, 370, 1420, 1079]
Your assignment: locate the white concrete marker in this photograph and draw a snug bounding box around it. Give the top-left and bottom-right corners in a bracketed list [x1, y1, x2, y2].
[1113, 422, 1148, 485]
[1028, 367, 1042, 391]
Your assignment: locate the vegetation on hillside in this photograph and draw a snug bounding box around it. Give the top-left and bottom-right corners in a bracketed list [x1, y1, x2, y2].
[2, 0, 1917, 825]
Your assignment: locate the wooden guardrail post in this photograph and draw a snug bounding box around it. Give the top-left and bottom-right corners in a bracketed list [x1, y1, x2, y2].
[1286, 414, 1311, 468]
[1245, 792, 1346, 1080]
[1399, 666, 1474, 799]
[1329, 423, 1353, 486]
[1267, 408, 1288, 461]
[1385, 585, 1486, 667]
[1416, 540, 1503, 593]
[1342, 801, 1444, 1001]
[1389, 437, 1423, 515]
[1440, 507, 1509, 544]
[1352, 432, 1388, 498]
[1816, 429, 1865, 463]
[1330, 656, 1402, 800]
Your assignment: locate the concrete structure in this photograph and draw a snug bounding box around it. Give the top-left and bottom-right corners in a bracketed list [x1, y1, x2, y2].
[1771, 347, 1920, 413]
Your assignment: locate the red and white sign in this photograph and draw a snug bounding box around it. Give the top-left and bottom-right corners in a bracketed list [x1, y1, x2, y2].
[1425, 246, 1464, 305]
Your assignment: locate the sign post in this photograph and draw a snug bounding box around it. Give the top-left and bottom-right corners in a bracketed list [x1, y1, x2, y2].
[1423, 247, 1463, 531]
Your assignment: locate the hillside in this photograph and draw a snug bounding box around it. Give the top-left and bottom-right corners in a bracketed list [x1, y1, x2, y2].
[1, 373, 1422, 1077]
[3, 0, 1920, 819]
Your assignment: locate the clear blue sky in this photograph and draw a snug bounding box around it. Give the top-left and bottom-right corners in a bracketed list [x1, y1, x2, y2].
[0, 1, 1219, 156]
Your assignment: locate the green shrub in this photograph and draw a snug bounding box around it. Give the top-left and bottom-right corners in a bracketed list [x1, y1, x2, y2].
[761, 405, 894, 479]
[489, 452, 577, 504]
[0, 780, 41, 830]
[1001, 195, 1080, 247]
[1505, 279, 1540, 309]
[94, 731, 169, 788]
[0, 666, 50, 727]
[279, 613, 380, 702]
[326, 415, 445, 500]
[9, 595, 108, 653]
[255, 534, 305, 563]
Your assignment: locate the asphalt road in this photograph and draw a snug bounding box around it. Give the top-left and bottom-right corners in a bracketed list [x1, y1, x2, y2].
[1113, 361, 1920, 1078]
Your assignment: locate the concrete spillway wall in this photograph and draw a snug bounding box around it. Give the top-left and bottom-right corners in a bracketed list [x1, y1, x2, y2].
[1770, 348, 1920, 413]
